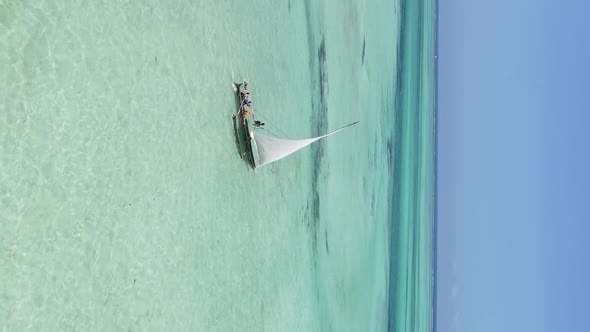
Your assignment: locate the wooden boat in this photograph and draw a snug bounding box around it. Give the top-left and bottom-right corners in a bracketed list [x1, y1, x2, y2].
[232, 81, 257, 170]
[231, 80, 358, 173]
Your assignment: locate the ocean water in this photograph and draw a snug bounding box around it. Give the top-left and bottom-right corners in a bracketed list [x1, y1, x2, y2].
[387, 0, 437, 331]
[1, 0, 435, 331]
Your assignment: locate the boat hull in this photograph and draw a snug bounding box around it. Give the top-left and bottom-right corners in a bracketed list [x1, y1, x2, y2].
[232, 82, 257, 171]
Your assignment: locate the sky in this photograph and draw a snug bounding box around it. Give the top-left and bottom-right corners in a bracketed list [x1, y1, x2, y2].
[436, 0, 590, 331]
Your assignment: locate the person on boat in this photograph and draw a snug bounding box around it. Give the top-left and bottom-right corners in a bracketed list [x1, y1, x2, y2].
[242, 110, 251, 119]
[239, 87, 250, 104]
[242, 95, 252, 107]
[239, 80, 251, 104]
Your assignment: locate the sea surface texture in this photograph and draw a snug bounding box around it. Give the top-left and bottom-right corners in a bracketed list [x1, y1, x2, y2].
[0, 0, 435, 331]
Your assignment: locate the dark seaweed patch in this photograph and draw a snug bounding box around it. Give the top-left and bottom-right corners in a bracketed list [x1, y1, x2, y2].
[309, 35, 330, 259]
[361, 36, 366, 64]
[324, 228, 329, 254]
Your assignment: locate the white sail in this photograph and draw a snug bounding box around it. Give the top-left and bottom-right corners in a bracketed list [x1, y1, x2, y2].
[251, 122, 358, 167]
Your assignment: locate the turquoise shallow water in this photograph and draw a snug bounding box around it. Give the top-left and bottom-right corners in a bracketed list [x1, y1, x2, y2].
[1, 2, 321, 330]
[387, 0, 436, 331]
[1, 1, 434, 331]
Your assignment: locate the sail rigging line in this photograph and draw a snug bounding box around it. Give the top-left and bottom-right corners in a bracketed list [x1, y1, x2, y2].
[248, 109, 291, 139]
[254, 126, 281, 138]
